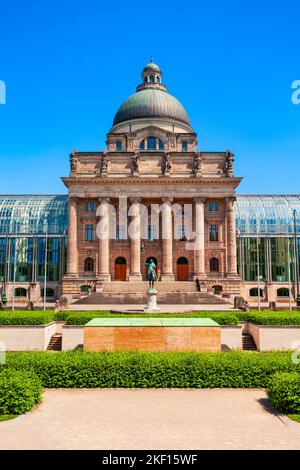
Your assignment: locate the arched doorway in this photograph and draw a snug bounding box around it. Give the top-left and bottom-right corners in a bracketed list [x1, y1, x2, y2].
[115, 257, 127, 281]
[177, 257, 189, 281]
[145, 257, 158, 276]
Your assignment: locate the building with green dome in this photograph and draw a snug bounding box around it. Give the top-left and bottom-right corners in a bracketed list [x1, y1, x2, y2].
[0, 60, 299, 307]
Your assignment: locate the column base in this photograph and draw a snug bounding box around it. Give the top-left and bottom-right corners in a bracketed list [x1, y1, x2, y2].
[193, 274, 207, 281]
[226, 273, 240, 279]
[128, 273, 142, 281]
[98, 273, 111, 282]
[161, 273, 175, 281]
[64, 273, 79, 279]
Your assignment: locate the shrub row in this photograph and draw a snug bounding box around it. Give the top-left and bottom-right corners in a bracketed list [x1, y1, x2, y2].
[1, 309, 300, 326]
[0, 311, 55, 325]
[236, 311, 300, 325]
[267, 372, 300, 414]
[1, 350, 299, 388]
[0, 369, 43, 415]
[64, 311, 239, 325]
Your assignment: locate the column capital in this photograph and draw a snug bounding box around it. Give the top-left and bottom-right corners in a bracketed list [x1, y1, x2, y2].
[225, 196, 236, 203]
[194, 197, 206, 203]
[98, 197, 110, 203]
[68, 196, 79, 207]
[162, 196, 173, 204]
[130, 197, 142, 204]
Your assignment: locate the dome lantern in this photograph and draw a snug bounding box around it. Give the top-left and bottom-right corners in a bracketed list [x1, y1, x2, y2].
[141, 57, 163, 88]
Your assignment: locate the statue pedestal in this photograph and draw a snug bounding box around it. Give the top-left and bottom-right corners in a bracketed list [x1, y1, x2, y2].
[144, 288, 160, 313]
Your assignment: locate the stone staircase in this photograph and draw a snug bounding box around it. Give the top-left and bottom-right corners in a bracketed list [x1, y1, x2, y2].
[242, 333, 257, 351]
[47, 333, 62, 351]
[74, 281, 231, 305]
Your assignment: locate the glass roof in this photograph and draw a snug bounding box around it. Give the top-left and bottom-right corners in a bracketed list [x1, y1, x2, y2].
[0, 195, 68, 235]
[0, 194, 299, 236]
[235, 195, 300, 235]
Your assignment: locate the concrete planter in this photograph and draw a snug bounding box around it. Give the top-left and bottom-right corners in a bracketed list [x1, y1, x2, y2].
[0, 322, 57, 351]
[246, 323, 300, 351]
[221, 325, 243, 350]
[62, 325, 84, 351]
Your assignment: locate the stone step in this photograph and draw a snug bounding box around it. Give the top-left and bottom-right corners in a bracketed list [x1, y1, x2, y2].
[102, 281, 198, 294]
[74, 292, 230, 305]
[242, 334, 257, 351]
[47, 334, 62, 351]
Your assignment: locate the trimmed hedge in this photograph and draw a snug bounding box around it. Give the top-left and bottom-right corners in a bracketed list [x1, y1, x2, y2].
[0, 369, 43, 415]
[1, 309, 300, 326]
[1, 350, 299, 388]
[64, 311, 239, 325]
[236, 311, 300, 325]
[0, 311, 55, 325]
[267, 372, 300, 413]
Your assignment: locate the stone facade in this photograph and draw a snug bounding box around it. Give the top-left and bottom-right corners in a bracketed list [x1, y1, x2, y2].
[61, 60, 242, 300]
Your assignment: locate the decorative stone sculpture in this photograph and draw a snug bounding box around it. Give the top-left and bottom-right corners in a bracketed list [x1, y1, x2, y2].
[193, 153, 202, 176]
[162, 153, 171, 175]
[70, 150, 78, 176]
[225, 150, 234, 177]
[131, 153, 139, 176]
[56, 295, 69, 310]
[100, 153, 108, 177]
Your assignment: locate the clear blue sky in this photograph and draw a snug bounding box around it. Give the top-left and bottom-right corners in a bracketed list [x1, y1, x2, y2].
[0, 0, 299, 194]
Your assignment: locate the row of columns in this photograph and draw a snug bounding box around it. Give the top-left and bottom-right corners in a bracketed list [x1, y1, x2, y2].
[66, 196, 238, 280]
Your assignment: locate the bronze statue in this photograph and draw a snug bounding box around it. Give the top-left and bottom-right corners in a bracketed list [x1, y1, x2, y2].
[144, 258, 157, 290]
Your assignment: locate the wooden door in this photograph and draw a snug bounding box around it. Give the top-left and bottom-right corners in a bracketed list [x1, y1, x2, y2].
[177, 262, 189, 281]
[115, 262, 126, 281]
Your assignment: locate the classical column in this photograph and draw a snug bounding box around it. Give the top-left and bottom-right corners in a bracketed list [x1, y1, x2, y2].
[193, 197, 206, 279]
[161, 197, 174, 280]
[129, 197, 142, 281]
[66, 196, 78, 277]
[98, 198, 111, 281]
[226, 197, 238, 277]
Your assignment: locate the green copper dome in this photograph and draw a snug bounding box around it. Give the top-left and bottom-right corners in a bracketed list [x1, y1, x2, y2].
[112, 60, 191, 128]
[113, 88, 190, 126]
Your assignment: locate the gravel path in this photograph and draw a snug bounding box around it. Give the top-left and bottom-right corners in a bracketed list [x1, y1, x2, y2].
[1, 388, 300, 450]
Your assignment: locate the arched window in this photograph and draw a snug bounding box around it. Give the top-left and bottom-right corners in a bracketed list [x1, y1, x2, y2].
[177, 257, 188, 265]
[144, 76, 148, 83]
[115, 257, 126, 265]
[156, 76, 160, 83]
[41, 287, 55, 298]
[249, 288, 264, 297]
[212, 285, 222, 294]
[15, 287, 27, 297]
[210, 258, 219, 272]
[81, 285, 90, 293]
[150, 75, 155, 83]
[84, 257, 94, 272]
[140, 139, 145, 150]
[277, 287, 289, 297]
[147, 136, 156, 150]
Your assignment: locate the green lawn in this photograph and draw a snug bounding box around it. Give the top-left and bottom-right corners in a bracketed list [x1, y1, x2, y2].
[0, 414, 17, 422]
[288, 414, 300, 423]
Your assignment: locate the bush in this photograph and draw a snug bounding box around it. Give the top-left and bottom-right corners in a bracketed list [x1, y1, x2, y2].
[0, 312, 55, 325]
[53, 311, 70, 322]
[64, 311, 239, 325]
[236, 311, 300, 325]
[1, 350, 299, 389]
[0, 369, 43, 415]
[267, 372, 300, 413]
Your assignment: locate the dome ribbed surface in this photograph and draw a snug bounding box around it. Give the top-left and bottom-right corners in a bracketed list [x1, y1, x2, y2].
[113, 89, 190, 126]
